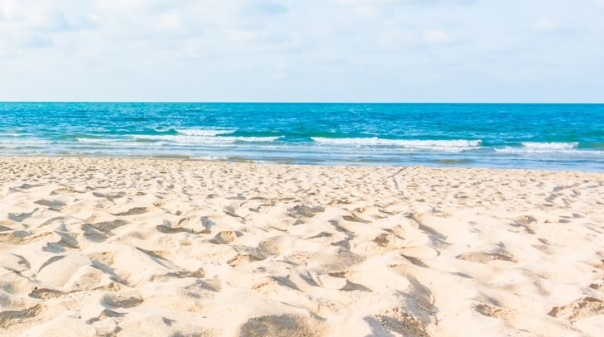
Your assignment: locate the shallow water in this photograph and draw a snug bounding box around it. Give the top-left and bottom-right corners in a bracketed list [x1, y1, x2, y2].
[1, 102, 602, 171]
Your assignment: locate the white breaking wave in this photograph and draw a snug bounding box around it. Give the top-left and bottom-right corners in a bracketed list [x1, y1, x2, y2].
[521, 142, 578, 150]
[76, 138, 123, 143]
[75, 139, 166, 148]
[0, 139, 52, 146]
[132, 128, 277, 145]
[134, 135, 281, 145]
[495, 142, 581, 154]
[76, 133, 281, 146]
[311, 137, 482, 152]
[190, 156, 228, 161]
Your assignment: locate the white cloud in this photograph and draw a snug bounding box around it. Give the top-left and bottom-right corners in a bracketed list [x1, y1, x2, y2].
[378, 29, 414, 48]
[0, 0, 96, 32]
[423, 29, 454, 44]
[226, 29, 260, 43]
[535, 18, 557, 31]
[333, 0, 394, 4]
[0, 0, 603, 102]
[93, 0, 178, 14]
[156, 11, 188, 34]
[354, 5, 379, 18]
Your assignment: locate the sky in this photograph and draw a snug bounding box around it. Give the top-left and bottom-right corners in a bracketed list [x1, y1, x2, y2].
[0, 0, 603, 103]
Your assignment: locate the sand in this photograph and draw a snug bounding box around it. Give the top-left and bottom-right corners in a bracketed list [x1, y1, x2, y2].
[0, 156, 603, 337]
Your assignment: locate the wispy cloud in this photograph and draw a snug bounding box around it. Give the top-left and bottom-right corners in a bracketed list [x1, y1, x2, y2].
[535, 18, 557, 32]
[423, 29, 454, 44]
[0, 0, 602, 102]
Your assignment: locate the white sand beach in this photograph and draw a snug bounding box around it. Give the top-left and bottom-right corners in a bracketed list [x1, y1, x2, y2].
[1, 157, 603, 337]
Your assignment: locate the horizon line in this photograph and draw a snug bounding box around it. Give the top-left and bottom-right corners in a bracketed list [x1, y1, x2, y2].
[1, 100, 604, 105]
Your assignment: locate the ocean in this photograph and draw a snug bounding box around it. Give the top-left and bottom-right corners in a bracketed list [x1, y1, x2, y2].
[0, 102, 602, 171]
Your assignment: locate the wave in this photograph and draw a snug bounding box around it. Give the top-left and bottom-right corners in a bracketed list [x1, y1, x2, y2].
[521, 142, 579, 150]
[133, 128, 178, 136]
[76, 138, 125, 144]
[71, 131, 283, 146]
[0, 139, 52, 146]
[494, 142, 587, 154]
[190, 156, 228, 161]
[231, 137, 282, 143]
[72, 139, 167, 149]
[133, 135, 281, 145]
[311, 137, 482, 152]
[0, 132, 26, 137]
[125, 128, 280, 145]
[175, 128, 236, 137]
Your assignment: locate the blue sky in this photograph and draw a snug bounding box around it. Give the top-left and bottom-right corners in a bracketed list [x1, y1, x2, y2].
[1, 0, 603, 102]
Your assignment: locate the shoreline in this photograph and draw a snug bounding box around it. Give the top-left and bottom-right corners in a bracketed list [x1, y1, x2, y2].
[2, 155, 603, 174]
[1, 156, 603, 336]
[3, 102, 603, 172]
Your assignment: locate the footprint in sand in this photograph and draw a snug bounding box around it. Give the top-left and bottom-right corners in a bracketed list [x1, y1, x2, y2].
[155, 224, 193, 235]
[548, 297, 604, 322]
[102, 293, 144, 309]
[289, 205, 325, 218]
[401, 254, 429, 268]
[315, 272, 370, 292]
[83, 219, 128, 242]
[258, 237, 285, 256]
[308, 246, 365, 273]
[50, 187, 82, 195]
[456, 251, 517, 264]
[0, 253, 31, 274]
[342, 213, 371, 224]
[210, 230, 239, 245]
[172, 216, 213, 234]
[8, 208, 39, 222]
[0, 305, 41, 329]
[42, 231, 79, 252]
[34, 199, 66, 210]
[227, 246, 268, 267]
[0, 230, 32, 245]
[370, 312, 432, 337]
[115, 315, 211, 337]
[92, 191, 125, 201]
[474, 303, 515, 321]
[239, 314, 324, 337]
[589, 282, 603, 291]
[36, 254, 91, 288]
[29, 288, 66, 300]
[18, 183, 39, 190]
[111, 207, 150, 216]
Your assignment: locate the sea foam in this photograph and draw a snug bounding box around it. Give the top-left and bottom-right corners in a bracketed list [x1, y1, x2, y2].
[135, 135, 281, 146]
[176, 128, 236, 137]
[494, 142, 583, 154]
[311, 138, 482, 152]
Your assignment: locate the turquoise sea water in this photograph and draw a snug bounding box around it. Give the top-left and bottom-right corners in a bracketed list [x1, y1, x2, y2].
[0, 102, 603, 171]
